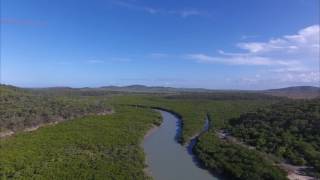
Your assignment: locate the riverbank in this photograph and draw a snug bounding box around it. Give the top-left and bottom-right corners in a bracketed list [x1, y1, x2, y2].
[143, 124, 161, 178]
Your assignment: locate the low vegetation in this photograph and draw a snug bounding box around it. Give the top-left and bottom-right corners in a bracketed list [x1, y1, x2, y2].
[0, 106, 161, 179]
[227, 99, 320, 177]
[194, 131, 287, 180]
[110, 95, 274, 143]
[0, 85, 111, 134]
[1, 85, 318, 179]
[109, 94, 290, 179]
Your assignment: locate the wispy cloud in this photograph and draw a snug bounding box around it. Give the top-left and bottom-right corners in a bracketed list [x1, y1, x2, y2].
[186, 25, 320, 85]
[237, 25, 319, 57]
[87, 57, 132, 63]
[236, 70, 320, 89]
[111, 0, 208, 18]
[168, 9, 204, 18]
[145, 25, 319, 86]
[0, 18, 47, 26]
[188, 25, 319, 66]
[112, 0, 159, 14]
[186, 53, 300, 66]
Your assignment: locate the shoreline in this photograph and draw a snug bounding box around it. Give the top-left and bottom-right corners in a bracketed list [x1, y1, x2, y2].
[142, 124, 161, 178]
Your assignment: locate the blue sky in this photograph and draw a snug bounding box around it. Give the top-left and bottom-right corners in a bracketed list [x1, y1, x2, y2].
[1, 0, 319, 89]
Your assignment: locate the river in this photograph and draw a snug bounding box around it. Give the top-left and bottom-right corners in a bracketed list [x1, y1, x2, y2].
[143, 109, 218, 180]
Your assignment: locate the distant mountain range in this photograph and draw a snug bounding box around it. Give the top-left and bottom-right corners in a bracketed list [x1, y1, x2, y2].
[1, 84, 319, 99]
[263, 86, 320, 99]
[98, 85, 215, 93]
[97, 85, 320, 99]
[101, 85, 320, 99]
[100, 85, 319, 97]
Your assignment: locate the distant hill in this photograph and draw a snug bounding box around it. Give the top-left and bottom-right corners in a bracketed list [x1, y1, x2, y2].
[99, 85, 214, 93]
[263, 86, 320, 99]
[2, 84, 319, 99]
[99, 85, 320, 99]
[0, 84, 30, 95]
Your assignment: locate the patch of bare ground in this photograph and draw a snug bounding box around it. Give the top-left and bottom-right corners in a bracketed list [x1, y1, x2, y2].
[0, 130, 14, 138]
[0, 109, 114, 138]
[97, 109, 114, 115]
[280, 164, 315, 180]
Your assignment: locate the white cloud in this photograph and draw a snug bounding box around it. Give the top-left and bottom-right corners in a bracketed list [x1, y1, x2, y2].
[237, 25, 319, 60]
[187, 25, 320, 86]
[186, 53, 301, 66]
[237, 43, 265, 53]
[112, 0, 206, 18]
[112, 0, 159, 14]
[279, 71, 320, 83]
[187, 25, 319, 67]
[238, 70, 320, 88]
[87, 57, 132, 64]
[169, 10, 203, 18]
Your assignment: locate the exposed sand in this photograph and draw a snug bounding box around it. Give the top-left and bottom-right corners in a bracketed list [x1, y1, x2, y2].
[280, 163, 315, 180]
[287, 173, 314, 180]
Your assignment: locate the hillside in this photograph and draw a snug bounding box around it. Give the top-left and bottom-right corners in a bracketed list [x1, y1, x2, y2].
[100, 85, 320, 100]
[264, 86, 320, 99]
[0, 85, 112, 135]
[99, 85, 213, 93]
[8, 84, 319, 99]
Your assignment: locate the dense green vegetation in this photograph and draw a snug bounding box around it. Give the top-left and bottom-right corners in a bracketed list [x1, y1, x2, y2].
[110, 95, 209, 143]
[109, 95, 274, 143]
[0, 106, 161, 179]
[108, 95, 290, 179]
[227, 99, 320, 176]
[195, 131, 287, 180]
[2, 85, 318, 179]
[0, 85, 111, 133]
